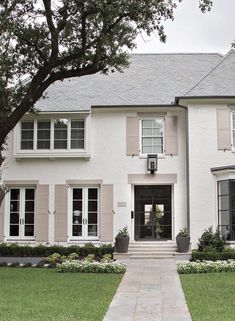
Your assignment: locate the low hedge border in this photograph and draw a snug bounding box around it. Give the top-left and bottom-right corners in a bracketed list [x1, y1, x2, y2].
[178, 260, 235, 274]
[0, 243, 114, 257]
[192, 249, 235, 262]
[57, 260, 126, 274]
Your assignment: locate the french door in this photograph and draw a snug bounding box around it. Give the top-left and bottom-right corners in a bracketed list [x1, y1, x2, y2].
[8, 188, 35, 240]
[134, 185, 172, 240]
[71, 187, 99, 240]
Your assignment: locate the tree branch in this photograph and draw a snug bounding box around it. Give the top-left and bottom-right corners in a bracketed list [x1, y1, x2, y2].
[42, 0, 58, 59]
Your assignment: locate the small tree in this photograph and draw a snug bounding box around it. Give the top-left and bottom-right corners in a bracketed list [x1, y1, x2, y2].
[0, 0, 212, 205]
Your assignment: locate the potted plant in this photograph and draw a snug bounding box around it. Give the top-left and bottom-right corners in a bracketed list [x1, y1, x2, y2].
[176, 228, 190, 253]
[115, 226, 130, 253]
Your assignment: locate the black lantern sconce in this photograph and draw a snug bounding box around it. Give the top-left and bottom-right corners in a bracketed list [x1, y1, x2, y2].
[147, 154, 158, 174]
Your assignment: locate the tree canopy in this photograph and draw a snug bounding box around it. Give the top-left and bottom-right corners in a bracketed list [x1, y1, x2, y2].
[0, 0, 212, 203]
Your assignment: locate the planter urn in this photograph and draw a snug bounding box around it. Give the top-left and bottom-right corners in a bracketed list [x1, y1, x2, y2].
[115, 236, 130, 253]
[176, 236, 190, 253]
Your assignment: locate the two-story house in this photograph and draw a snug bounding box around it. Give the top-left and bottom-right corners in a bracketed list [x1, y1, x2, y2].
[1, 49, 235, 249]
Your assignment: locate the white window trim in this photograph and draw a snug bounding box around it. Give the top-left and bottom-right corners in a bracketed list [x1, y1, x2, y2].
[5, 187, 36, 241]
[139, 116, 165, 157]
[68, 186, 99, 241]
[231, 110, 235, 152]
[14, 114, 91, 159]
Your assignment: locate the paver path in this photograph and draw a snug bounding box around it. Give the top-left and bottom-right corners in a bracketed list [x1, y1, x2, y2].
[103, 259, 191, 321]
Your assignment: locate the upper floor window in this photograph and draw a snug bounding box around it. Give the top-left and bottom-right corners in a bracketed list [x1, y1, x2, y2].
[232, 112, 235, 148]
[20, 118, 85, 151]
[141, 117, 164, 154]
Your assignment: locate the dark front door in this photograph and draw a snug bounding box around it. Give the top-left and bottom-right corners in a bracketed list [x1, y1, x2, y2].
[134, 185, 172, 240]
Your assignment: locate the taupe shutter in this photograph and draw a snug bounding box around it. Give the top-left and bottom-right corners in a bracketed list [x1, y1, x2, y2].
[0, 199, 4, 241]
[54, 185, 68, 242]
[100, 185, 113, 242]
[35, 185, 49, 242]
[126, 117, 139, 156]
[217, 109, 231, 150]
[164, 116, 178, 155]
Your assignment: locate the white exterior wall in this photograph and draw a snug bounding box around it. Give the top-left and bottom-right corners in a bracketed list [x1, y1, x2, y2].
[2, 108, 187, 243]
[188, 104, 235, 247]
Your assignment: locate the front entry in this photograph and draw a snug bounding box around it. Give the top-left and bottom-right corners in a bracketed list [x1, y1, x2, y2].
[134, 185, 172, 240]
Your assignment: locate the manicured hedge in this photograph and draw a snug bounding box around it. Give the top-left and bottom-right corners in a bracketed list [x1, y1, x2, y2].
[191, 248, 235, 262]
[0, 243, 114, 257]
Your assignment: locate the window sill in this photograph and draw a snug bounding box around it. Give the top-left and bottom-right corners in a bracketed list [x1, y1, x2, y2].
[14, 152, 91, 160]
[139, 153, 165, 159]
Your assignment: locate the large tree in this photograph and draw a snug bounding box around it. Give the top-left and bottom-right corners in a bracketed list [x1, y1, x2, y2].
[0, 0, 212, 204]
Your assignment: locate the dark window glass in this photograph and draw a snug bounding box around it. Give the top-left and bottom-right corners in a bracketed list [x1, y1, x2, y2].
[71, 120, 85, 149]
[54, 119, 68, 149]
[37, 121, 50, 149]
[21, 121, 34, 150]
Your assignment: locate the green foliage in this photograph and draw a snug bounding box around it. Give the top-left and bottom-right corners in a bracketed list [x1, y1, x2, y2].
[198, 226, 225, 252]
[0, 242, 114, 257]
[84, 254, 95, 262]
[116, 226, 129, 238]
[192, 248, 235, 261]
[176, 228, 189, 237]
[101, 254, 112, 263]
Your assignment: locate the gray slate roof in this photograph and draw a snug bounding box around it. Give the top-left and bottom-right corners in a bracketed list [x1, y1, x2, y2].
[184, 49, 235, 97]
[36, 53, 222, 112]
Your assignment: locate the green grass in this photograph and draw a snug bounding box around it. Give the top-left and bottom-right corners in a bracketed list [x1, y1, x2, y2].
[0, 268, 122, 321]
[180, 273, 235, 321]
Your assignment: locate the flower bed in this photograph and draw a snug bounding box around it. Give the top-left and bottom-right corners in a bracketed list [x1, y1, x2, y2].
[57, 260, 126, 274]
[178, 260, 235, 274]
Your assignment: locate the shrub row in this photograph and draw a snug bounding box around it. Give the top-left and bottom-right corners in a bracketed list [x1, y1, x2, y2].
[57, 260, 126, 274]
[191, 248, 235, 261]
[0, 243, 114, 257]
[178, 260, 235, 274]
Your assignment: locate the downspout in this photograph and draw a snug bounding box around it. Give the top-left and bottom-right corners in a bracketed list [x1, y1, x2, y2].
[176, 103, 190, 235]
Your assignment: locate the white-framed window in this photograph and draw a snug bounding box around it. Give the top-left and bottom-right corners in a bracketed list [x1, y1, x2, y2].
[20, 118, 85, 152]
[7, 187, 35, 240]
[231, 111, 235, 149]
[69, 187, 99, 240]
[140, 117, 164, 155]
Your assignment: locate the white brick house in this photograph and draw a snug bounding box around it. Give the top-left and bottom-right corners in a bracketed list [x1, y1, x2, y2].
[1, 49, 235, 249]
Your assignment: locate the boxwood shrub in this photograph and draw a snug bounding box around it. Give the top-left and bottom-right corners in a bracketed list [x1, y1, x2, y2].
[192, 248, 235, 261]
[0, 243, 114, 257]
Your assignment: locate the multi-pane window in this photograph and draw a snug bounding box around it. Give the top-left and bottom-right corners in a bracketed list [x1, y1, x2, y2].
[218, 180, 235, 240]
[9, 188, 35, 239]
[20, 118, 85, 151]
[54, 119, 68, 149]
[37, 121, 50, 149]
[141, 118, 164, 154]
[232, 112, 235, 148]
[21, 121, 34, 150]
[71, 187, 99, 239]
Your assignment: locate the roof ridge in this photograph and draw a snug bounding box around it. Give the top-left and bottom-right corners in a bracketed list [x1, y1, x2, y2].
[130, 52, 223, 56]
[184, 49, 234, 96]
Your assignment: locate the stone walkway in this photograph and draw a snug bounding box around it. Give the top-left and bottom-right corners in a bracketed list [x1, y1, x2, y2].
[103, 259, 191, 321]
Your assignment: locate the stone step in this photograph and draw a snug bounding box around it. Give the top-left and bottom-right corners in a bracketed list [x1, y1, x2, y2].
[128, 248, 177, 253]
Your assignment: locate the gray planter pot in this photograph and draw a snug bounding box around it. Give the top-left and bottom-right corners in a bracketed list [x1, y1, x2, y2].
[176, 237, 190, 253]
[115, 237, 130, 253]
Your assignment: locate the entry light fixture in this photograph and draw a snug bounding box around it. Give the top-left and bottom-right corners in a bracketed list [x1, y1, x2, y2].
[147, 154, 158, 174]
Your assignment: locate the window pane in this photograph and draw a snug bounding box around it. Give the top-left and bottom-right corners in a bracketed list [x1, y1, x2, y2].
[54, 119, 68, 149]
[73, 189, 82, 200]
[11, 189, 20, 200]
[219, 210, 230, 225]
[142, 118, 164, 154]
[88, 201, 97, 212]
[71, 120, 85, 150]
[37, 121, 51, 150]
[88, 213, 97, 224]
[73, 225, 82, 237]
[153, 119, 163, 128]
[218, 195, 230, 211]
[25, 212, 34, 224]
[25, 189, 35, 200]
[88, 225, 97, 236]
[142, 128, 152, 136]
[142, 138, 152, 146]
[218, 180, 229, 195]
[153, 146, 163, 153]
[142, 146, 152, 154]
[10, 225, 19, 236]
[21, 121, 34, 150]
[25, 225, 34, 237]
[153, 137, 163, 146]
[88, 189, 98, 199]
[142, 120, 152, 127]
[10, 213, 19, 224]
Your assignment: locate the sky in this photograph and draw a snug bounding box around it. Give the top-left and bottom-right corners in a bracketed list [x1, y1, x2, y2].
[133, 0, 235, 55]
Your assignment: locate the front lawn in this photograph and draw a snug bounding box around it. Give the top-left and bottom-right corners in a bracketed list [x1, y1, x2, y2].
[0, 268, 122, 321]
[180, 273, 235, 321]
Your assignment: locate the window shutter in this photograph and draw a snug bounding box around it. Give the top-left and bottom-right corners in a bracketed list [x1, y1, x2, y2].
[164, 116, 178, 155]
[54, 185, 68, 242]
[35, 185, 49, 242]
[217, 109, 231, 150]
[0, 199, 4, 241]
[126, 117, 139, 156]
[100, 185, 113, 242]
